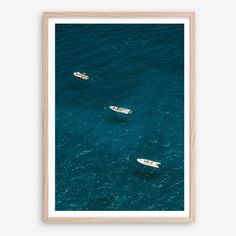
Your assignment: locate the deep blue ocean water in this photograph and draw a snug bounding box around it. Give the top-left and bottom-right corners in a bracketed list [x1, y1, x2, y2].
[55, 24, 184, 211]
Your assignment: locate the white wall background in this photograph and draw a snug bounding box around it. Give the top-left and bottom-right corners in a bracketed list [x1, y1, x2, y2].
[0, 0, 236, 235]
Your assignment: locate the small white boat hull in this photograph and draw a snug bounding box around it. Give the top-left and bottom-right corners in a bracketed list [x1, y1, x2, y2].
[137, 158, 161, 168]
[109, 106, 132, 115]
[73, 72, 89, 80]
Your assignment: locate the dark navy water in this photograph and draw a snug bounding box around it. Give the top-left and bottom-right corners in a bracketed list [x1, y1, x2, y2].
[55, 24, 184, 211]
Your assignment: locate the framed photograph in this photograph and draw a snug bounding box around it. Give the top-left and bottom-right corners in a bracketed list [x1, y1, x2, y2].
[43, 12, 195, 223]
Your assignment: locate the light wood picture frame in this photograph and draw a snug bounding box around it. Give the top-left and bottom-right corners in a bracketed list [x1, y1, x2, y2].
[43, 12, 195, 223]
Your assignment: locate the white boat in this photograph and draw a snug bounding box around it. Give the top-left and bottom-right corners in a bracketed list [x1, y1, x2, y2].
[73, 72, 89, 80]
[137, 158, 161, 168]
[109, 106, 132, 115]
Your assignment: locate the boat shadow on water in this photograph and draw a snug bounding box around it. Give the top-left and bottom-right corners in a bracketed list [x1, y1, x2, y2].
[132, 168, 161, 181]
[106, 115, 129, 125]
